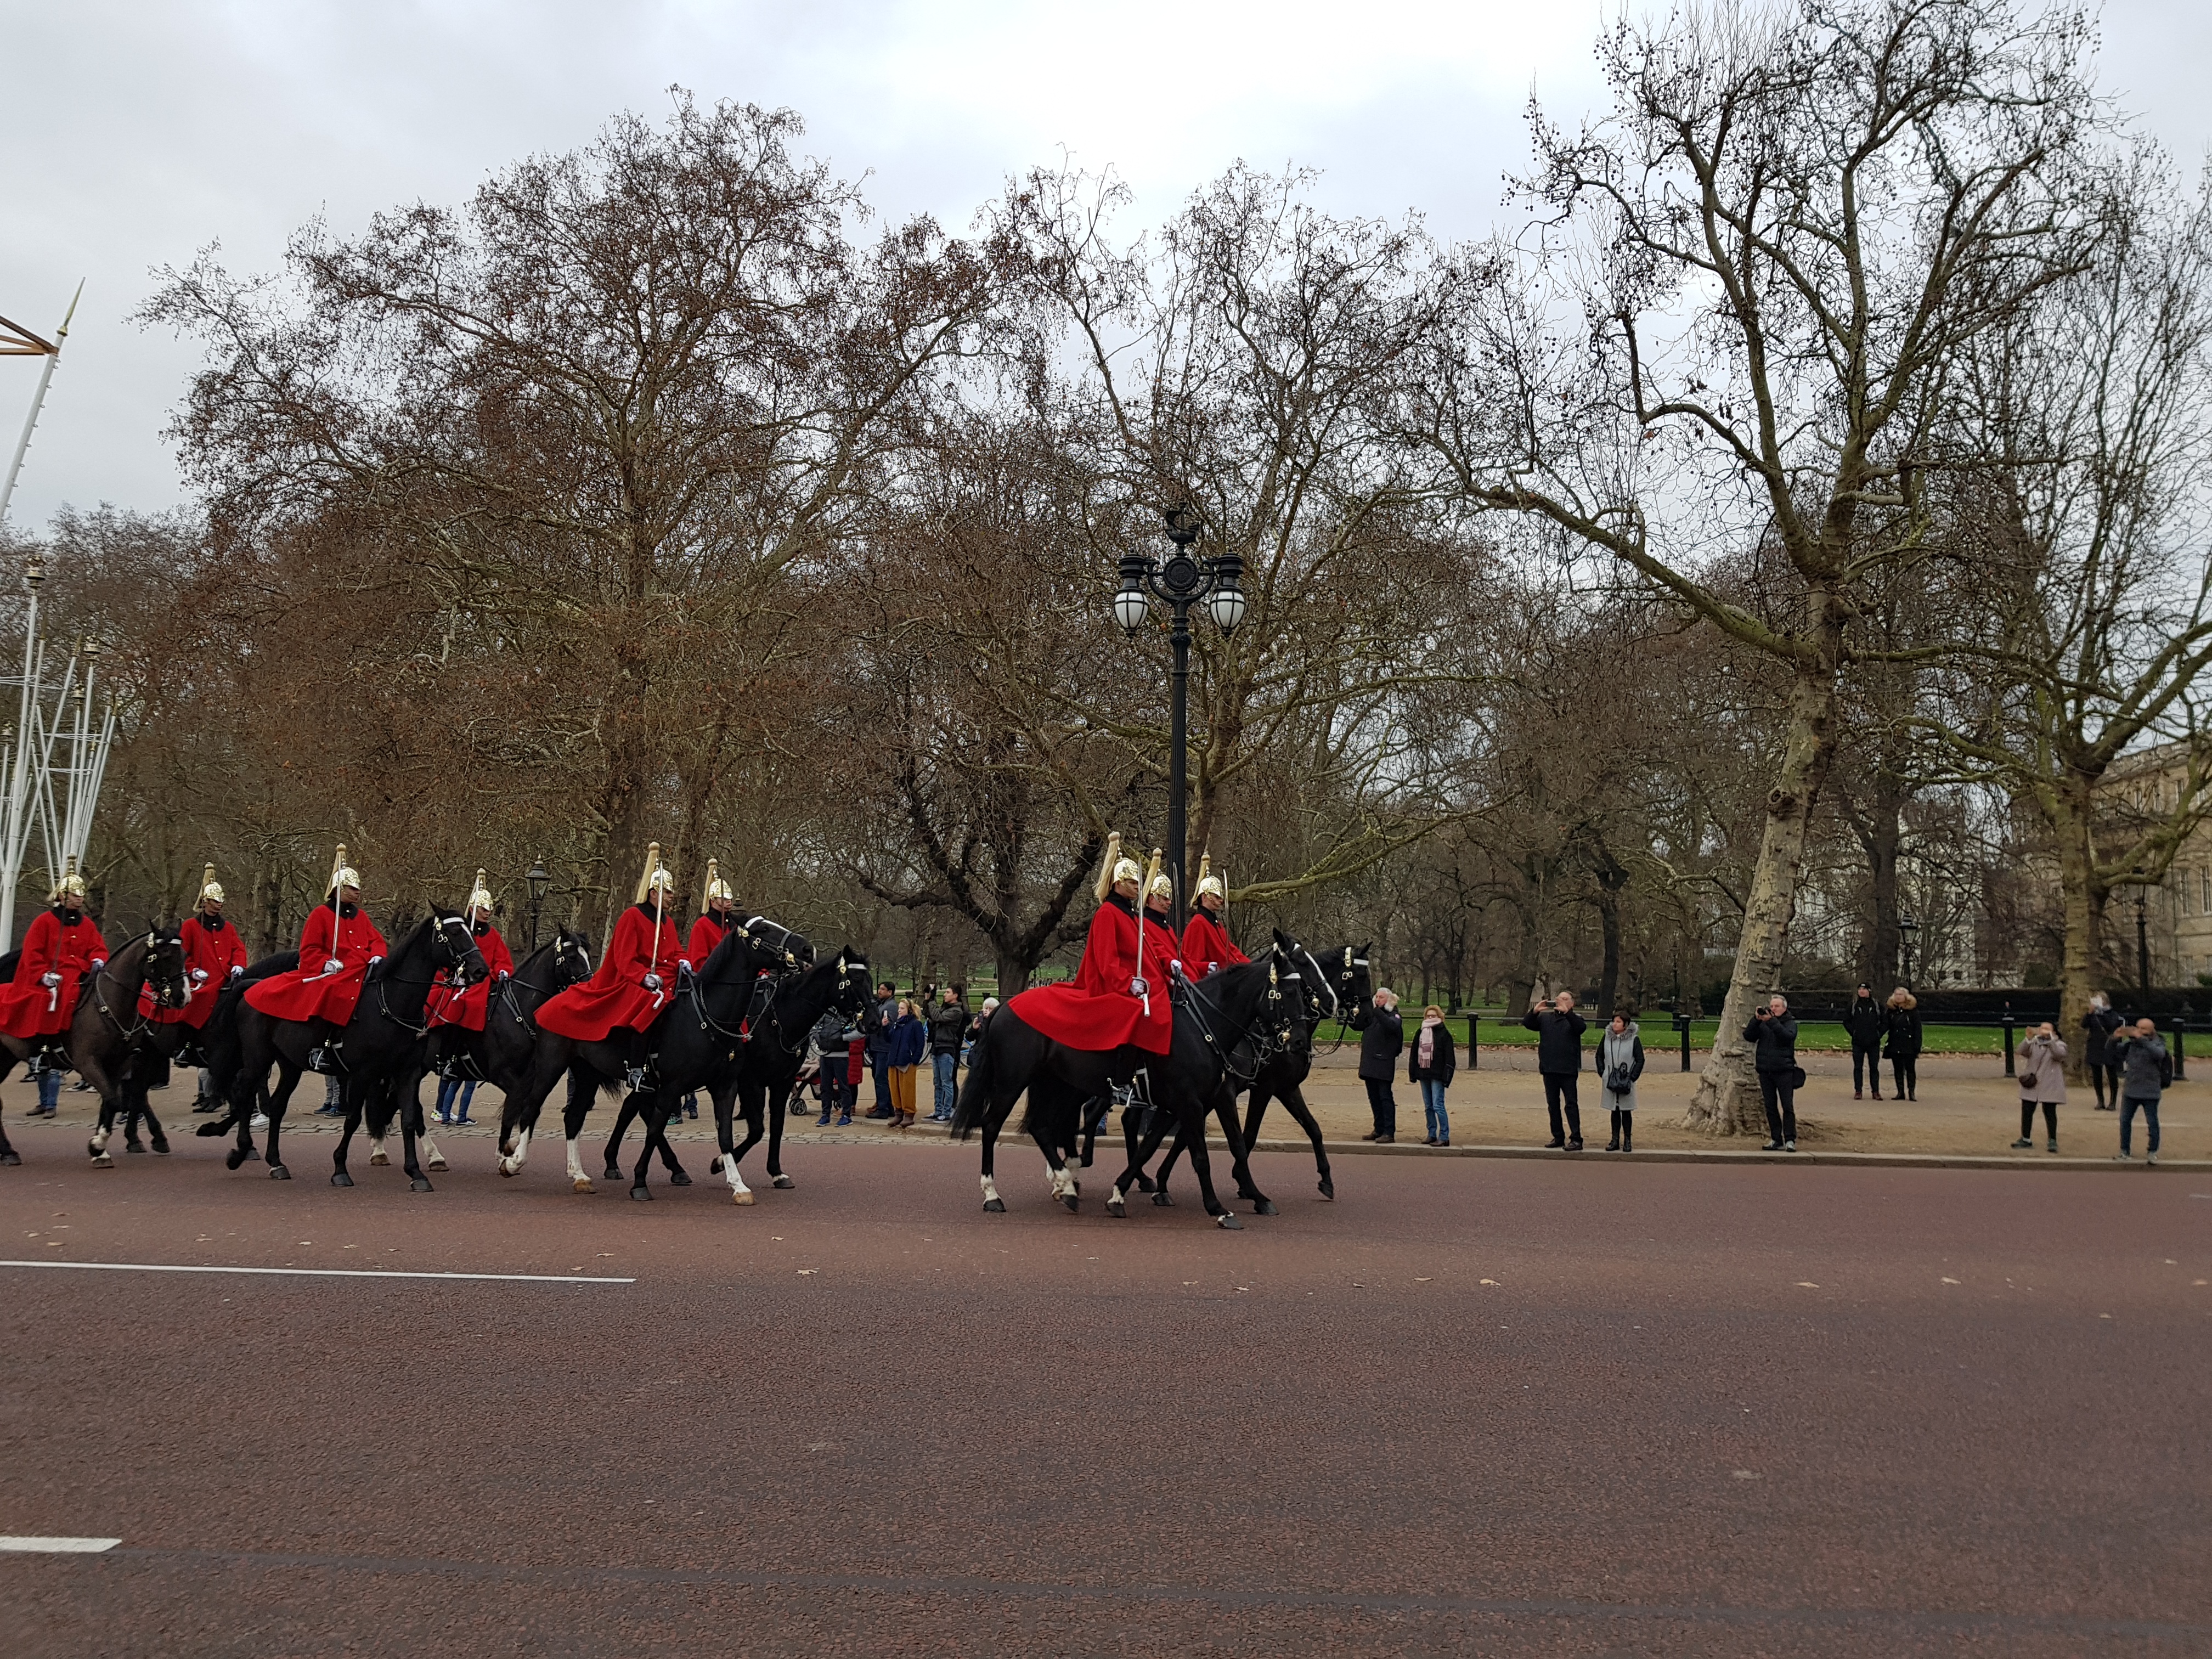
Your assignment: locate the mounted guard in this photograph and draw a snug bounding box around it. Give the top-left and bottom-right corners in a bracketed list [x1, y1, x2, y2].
[535, 840, 683, 1090]
[425, 869, 515, 1077]
[242, 845, 389, 1074]
[1180, 851, 1246, 978]
[686, 859, 739, 966]
[141, 865, 247, 1069]
[1003, 834, 1175, 1058]
[0, 865, 109, 1087]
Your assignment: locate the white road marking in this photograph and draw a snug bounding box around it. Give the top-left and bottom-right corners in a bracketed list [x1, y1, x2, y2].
[0, 1260, 631, 1284]
[0, 1537, 120, 1553]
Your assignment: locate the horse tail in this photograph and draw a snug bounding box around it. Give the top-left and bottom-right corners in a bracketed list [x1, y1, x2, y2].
[950, 1021, 996, 1142]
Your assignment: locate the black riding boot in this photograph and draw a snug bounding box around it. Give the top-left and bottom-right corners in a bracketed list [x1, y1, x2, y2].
[1605, 1110, 1621, 1152]
[1620, 1113, 1632, 1153]
[625, 1028, 656, 1092]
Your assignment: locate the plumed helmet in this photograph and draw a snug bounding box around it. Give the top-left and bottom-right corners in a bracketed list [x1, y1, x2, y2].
[1092, 831, 1126, 903]
[199, 863, 225, 905]
[633, 841, 676, 902]
[1147, 873, 1175, 901]
[703, 857, 732, 908]
[1195, 849, 1224, 904]
[466, 867, 494, 915]
[50, 859, 87, 903]
[326, 844, 360, 895]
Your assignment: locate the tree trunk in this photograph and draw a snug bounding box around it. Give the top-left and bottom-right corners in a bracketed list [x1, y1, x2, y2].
[2051, 775, 2106, 1086]
[1684, 651, 1841, 1137]
[1859, 765, 1905, 989]
[1595, 885, 1622, 1015]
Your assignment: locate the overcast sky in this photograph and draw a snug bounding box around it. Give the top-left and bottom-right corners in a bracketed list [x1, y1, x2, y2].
[3, 0, 2207, 530]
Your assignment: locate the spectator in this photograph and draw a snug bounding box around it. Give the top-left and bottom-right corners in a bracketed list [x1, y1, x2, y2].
[2113, 1017, 2168, 1165]
[2012, 1022, 2066, 1153]
[1745, 992, 1800, 1152]
[435, 1073, 477, 1126]
[1407, 1003, 1456, 1147]
[1883, 986, 1922, 1102]
[886, 997, 927, 1129]
[928, 988, 967, 1122]
[1522, 989, 1588, 1151]
[810, 1007, 847, 1126]
[1358, 989, 1404, 1143]
[1597, 1003, 1645, 1152]
[967, 997, 998, 1056]
[1843, 983, 1885, 1100]
[2082, 992, 2123, 1111]
[26, 1054, 60, 1118]
[839, 1024, 864, 1127]
[863, 980, 896, 1119]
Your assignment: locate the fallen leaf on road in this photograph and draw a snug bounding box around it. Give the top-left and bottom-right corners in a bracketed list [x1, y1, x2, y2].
[1415, 1277, 1432, 1283]
[1480, 1278, 1499, 1286]
[1942, 1277, 1960, 1284]
[1732, 1470, 1761, 1480]
[1796, 1282, 1819, 1288]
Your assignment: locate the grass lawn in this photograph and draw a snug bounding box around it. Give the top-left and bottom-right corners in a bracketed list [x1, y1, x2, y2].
[1446, 1014, 2013, 1056]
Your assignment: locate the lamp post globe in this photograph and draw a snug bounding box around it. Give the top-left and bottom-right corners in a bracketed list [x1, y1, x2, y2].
[526, 857, 551, 951]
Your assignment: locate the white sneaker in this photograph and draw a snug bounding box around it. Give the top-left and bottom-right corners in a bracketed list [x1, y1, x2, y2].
[2113, 1152, 2134, 1162]
[2148, 1150, 2160, 1165]
[250, 1112, 269, 1130]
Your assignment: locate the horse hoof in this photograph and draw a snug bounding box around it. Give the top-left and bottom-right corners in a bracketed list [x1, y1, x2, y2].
[1107, 1195, 1126, 1217]
[151, 1141, 170, 1156]
[369, 1148, 390, 1167]
[1255, 1199, 1278, 1216]
[731, 1189, 754, 1206]
[0, 1149, 18, 1165]
[1152, 1190, 1175, 1207]
[602, 1167, 622, 1184]
[708, 1156, 723, 1174]
[270, 1164, 291, 1181]
[196, 1121, 227, 1137]
[225, 1148, 248, 1171]
[410, 1176, 435, 1193]
[1318, 1178, 1335, 1200]
[629, 1186, 652, 1203]
[1216, 1212, 1243, 1230]
[572, 1176, 593, 1193]
[90, 1151, 113, 1169]
[983, 1197, 1006, 1213]
[1062, 1195, 1080, 1212]
[125, 1142, 145, 1155]
[331, 1170, 354, 1187]
[1135, 1173, 1156, 1194]
[427, 1154, 448, 1172]
[771, 1173, 794, 1189]
[499, 1159, 518, 1178]
[668, 1170, 692, 1187]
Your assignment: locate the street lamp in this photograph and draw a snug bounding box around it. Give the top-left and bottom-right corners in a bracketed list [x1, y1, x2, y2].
[2135, 885, 2152, 991]
[1111, 504, 1245, 915]
[526, 857, 550, 952]
[1898, 913, 1920, 989]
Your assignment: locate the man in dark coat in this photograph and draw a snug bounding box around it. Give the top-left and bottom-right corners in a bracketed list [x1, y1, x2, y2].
[1522, 990, 1589, 1150]
[1843, 983, 1884, 1099]
[1746, 993, 1801, 1150]
[1358, 989, 1404, 1143]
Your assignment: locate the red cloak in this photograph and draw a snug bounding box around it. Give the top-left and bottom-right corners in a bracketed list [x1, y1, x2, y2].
[427, 921, 515, 1032]
[244, 902, 389, 1025]
[537, 902, 682, 1042]
[0, 907, 109, 1040]
[1006, 896, 1175, 1056]
[142, 911, 248, 1029]
[1180, 908, 1248, 977]
[685, 912, 727, 967]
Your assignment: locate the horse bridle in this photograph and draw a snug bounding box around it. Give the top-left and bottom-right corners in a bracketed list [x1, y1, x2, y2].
[1307, 944, 1366, 1055]
[377, 915, 488, 1037]
[500, 935, 591, 1030]
[1172, 950, 1299, 1086]
[92, 931, 189, 1041]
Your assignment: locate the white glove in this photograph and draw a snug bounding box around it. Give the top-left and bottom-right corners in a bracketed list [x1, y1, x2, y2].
[323, 958, 343, 974]
[368, 955, 383, 967]
[40, 971, 59, 988]
[496, 969, 510, 983]
[228, 966, 244, 979]
[679, 959, 693, 974]
[91, 958, 106, 970]
[192, 969, 209, 983]
[644, 973, 663, 991]
[1129, 977, 1149, 998]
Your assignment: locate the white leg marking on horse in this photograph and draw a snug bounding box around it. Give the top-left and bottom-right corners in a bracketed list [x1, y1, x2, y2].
[565, 1136, 592, 1193]
[500, 1126, 532, 1177]
[726, 1154, 753, 1205]
[981, 1174, 1001, 1205]
[89, 1125, 109, 1152]
[369, 1135, 390, 1167]
[420, 1130, 446, 1171]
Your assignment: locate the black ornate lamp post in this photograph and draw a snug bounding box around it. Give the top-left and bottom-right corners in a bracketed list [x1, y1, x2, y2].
[1113, 505, 1245, 915]
[1898, 913, 1920, 989]
[526, 857, 551, 952]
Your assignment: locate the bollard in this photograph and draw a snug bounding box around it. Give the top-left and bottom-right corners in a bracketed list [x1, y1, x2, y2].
[2002, 1005, 2015, 1079]
[1469, 1010, 1479, 1070]
[1677, 1012, 1692, 1073]
[2171, 1015, 2187, 1082]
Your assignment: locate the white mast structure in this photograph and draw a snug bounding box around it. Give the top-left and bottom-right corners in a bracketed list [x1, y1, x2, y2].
[0, 284, 116, 950]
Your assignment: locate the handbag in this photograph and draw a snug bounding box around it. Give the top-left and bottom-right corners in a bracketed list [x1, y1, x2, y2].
[1605, 1062, 1633, 1095]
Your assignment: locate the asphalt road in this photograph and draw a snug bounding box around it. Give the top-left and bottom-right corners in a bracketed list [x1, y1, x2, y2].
[2, 1125, 2208, 1656]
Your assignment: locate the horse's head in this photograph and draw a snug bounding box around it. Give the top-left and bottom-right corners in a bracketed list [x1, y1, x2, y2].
[431, 908, 488, 986]
[550, 928, 593, 989]
[143, 926, 189, 1009]
[827, 949, 872, 1017]
[1333, 943, 1373, 1017]
[740, 915, 813, 972]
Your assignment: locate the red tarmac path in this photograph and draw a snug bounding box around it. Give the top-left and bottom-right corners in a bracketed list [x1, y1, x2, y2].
[2, 1127, 2208, 1656]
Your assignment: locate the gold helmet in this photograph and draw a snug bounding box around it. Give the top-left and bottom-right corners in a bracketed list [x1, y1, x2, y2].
[326, 843, 360, 896]
[466, 867, 494, 916]
[1093, 831, 1138, 902]
[1142, 848, 1167, 902]
[702, 857, 732, 910]
[1195, 849, 1224, 905]
[50, 856, 87, 904]
[198, 863, 225, 905]
[633, 841, 676, 903]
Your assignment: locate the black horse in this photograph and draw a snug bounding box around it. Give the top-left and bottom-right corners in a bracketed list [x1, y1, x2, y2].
[952, 937, 1302, 1228]
[0, 928, 189, 1167]
[699, 949, 874, 1203]
[200, 912, 486, 1187]
[1140, 938, 1373, 1204]
[495, 921, 798, 1200]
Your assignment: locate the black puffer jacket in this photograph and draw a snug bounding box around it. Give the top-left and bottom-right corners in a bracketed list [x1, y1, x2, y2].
[1521, 1006, 1587, 1075]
